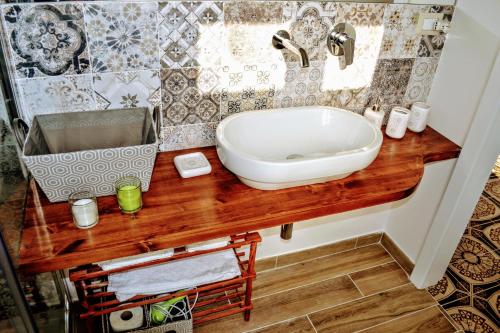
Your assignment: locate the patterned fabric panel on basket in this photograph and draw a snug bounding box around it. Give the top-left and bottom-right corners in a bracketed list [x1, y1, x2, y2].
[24, 144, 157, 202]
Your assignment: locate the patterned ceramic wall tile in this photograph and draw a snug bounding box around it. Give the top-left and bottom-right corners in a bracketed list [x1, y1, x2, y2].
[418, 5, 454, 58]
[335, 2, 385, 26]
[218, 62, 284, 118]
[273, 61, 323, 108]
[84, 2, 158, 73]
[289, 2, 336, 62]
[2, 4, 90, 78]
[404, 57, 438, 105]
[17, 75, 95, 121]
[93, 70, 160, 110]
[160, 122, 217, 152]
[321, 2, 384, 111]
[158, 1, 223, 69]
[380, 4, 429, 59]
[368, 58, 414, 117]
[161, 67, 220, 126]
[223, 1, 289, 66]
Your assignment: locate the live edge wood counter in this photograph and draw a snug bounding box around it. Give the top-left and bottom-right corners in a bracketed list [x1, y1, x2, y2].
[19, 127, 460, 275]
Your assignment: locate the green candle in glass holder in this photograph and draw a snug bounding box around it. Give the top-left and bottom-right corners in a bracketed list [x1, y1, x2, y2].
[115, 176, 142, 214]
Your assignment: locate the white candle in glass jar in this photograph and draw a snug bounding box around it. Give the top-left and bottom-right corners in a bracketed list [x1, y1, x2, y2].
[386, 107, 410, 139]
[408, 102, 431, 133]
[71, 199, 99, 229]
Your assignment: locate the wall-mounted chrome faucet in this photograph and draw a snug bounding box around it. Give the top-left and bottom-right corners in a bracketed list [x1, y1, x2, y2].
[327, 23, 356, 70]
[272, 30, 310, 68]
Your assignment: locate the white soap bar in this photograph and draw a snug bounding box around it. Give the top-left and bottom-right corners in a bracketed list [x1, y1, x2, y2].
[174, 152, 212, 178]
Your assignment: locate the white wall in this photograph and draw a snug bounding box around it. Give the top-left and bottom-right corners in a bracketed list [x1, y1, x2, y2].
[384, 159, 456, 262]
[257, 204, 390, 259]
[385, 0, 500, 265]
[428, 0, 500, 145]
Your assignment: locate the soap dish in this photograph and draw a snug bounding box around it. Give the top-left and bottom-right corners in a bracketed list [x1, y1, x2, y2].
[173, 152, 212, 178]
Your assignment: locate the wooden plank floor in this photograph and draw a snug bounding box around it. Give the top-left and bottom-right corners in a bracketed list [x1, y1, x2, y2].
[195, 234, 459, 333]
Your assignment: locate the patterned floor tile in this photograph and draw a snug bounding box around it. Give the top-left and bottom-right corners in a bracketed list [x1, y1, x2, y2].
[289, 2, 336, 62]
[161, 67, 220, 126]
[17, 75, 95, 121]
[404, 57, 439, 105]
[470, 221, 500, 256]
[380, 4, 429, 59]
[368, 58, 414, 119]
[443, 302, 499, 333]
[159, 1, 223, 69]
[93, 70, 160, 110]
[160, 122, 217, 152]
[428, 269, 470, 305]
[273, 61, 323, 108]
[84, 2, 158, 73]
[2, 4, 90, 78]
[484, 177, 500, 205]
[418, 6, 454, 58]
[469, 196, 500, 228]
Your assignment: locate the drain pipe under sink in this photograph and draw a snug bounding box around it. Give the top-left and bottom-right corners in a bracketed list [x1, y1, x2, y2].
[280, 224, 294, 240]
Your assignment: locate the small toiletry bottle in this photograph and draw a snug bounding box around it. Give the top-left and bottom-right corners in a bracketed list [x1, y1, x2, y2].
[363, 104, 384, 129]
[408, 102, 431, 133]
[386, 107, 410, 139]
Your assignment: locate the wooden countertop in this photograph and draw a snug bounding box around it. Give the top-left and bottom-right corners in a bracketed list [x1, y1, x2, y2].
[19, 127, 460, 274]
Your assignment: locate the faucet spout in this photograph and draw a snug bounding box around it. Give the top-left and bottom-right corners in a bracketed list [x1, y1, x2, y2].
[272, 30, 310, 68]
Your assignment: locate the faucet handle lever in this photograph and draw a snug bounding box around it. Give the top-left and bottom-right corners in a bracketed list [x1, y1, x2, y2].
[327, 23, 356, 70]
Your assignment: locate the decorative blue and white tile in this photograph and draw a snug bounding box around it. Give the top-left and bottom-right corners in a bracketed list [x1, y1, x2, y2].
[158, 1, 223, 69]
[289, 2, 336, 62]
[404, 57, 438, 105]
[160, 122, 217, 152]
[380, 4, 430, 59]
[93, 70, 160, 110]
[2, 4, 90, 78]
[84, 2, 159, 73]
[273, 61, 323, 108]
[418, 5, 454, 58]
[16, 75, 95, 122]
[161, 67, 220, 126]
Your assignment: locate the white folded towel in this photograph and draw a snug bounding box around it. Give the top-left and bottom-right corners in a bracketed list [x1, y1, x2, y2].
[98, 248, 174, 271]
[185, 237, 230, 252]
[108, 250, 240, 301]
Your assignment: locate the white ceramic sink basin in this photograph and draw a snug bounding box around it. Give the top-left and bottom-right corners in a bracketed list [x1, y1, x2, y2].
[216, 106, 383, 190]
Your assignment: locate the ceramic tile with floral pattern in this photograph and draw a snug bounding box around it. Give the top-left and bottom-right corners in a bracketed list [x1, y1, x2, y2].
[2, 4, 90, 78]
[160, 122, 217, 152]
[93, 70, 160, 110]
[418, 5, 454, 58]
[158, 1, 223, 69]
[17, 75, 95, 121]
[289, 2, 336, 62]
[368, 58, 413, 119]
[84, 2, 158, 73]
[161, 67, 220, 126]
[380, 4, 429, 59]
[223, 1, 290, 66]
[273, 61, 323, 108]
[404, 57, 438, 105]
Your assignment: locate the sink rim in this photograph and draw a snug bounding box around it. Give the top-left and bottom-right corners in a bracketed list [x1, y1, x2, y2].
[216, 106, 383, 166]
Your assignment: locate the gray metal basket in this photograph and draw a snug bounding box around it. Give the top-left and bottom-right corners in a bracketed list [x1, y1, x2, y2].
[13, 108, 159, 202]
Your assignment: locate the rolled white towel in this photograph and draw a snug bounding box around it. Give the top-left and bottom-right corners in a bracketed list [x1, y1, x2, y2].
[186, 237, 230, 252]
[98, 248, 174, 271]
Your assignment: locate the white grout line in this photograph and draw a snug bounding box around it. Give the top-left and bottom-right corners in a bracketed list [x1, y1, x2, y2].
[253, 259, 395, 301]
[436, 303, 462, 331]
[274, 256, 278, 269]
[306, 314, 319, 333]
[348, 274, 365, 297]
[263, 243, 385, 273]
[352, 304, 437, 333]
[379, 242, 411, 279]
